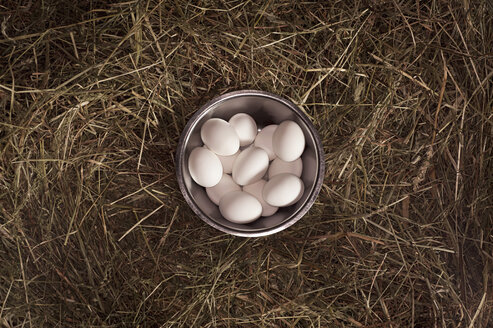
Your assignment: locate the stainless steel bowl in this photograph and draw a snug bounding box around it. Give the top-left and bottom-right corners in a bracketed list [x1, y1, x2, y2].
[176, 90, 324, 237]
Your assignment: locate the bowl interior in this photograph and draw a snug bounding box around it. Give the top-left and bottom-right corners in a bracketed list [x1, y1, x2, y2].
[180, 93, 320, 233]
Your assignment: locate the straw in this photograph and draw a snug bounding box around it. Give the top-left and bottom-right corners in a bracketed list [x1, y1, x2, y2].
[0, 0, 491, 326]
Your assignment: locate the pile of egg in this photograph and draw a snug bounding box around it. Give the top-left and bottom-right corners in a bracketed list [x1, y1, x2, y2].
[188, 113, 305, 224]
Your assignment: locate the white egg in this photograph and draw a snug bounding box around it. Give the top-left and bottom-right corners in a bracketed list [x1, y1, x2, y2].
[287, 180, 305, 206]
[188, 147, 223, 187]
[201, 118, 239, 156]
[262, 173, 304, 207]
[219, 191, 262, 224]
[254, 124, 277, 160]
[243, 179, 278, 217]
[232, 147, 269, 186]
[229, 113, 257, 146]
[206, 174, 241, 205]
[216, 150, 239, 174]
[203, 145, 239, 174]
[268, 157, 303, 179]
[272, 120, 305, 162]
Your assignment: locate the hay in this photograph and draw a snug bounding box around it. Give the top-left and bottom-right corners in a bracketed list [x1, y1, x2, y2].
[0, 0, 492, 326]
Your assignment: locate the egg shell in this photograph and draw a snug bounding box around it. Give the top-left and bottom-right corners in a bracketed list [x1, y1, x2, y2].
[232, 147, 269, 186]
[268, 157, 303, 179]
[287, 179, 305, 206]
[272, 120, 305, 162]
[201, 118, 240, 156]
[206, 174, 241, 205]
[216, 150, 239, 174]
[219, 191, 262, 224]
[262, 173, 304, 207]
[188, 147, 223, 187]
[229, 113, 257, 147]
[243, 179, 278, 217]
[254, 124, 277, 161]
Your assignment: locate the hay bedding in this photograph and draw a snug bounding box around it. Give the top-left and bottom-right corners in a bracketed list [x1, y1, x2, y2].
[0, 0, 492, 327]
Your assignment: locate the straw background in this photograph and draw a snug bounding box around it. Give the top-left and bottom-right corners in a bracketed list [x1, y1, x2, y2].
[0, 0, 492, 327]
